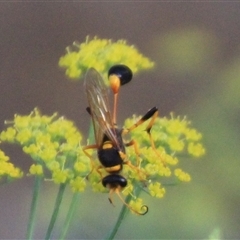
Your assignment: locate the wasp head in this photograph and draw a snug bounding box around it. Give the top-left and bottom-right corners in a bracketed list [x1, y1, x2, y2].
[108, 65, 133, 93]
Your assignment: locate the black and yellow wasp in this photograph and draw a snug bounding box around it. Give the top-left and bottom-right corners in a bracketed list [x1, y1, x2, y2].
[83, 64, 158, 215]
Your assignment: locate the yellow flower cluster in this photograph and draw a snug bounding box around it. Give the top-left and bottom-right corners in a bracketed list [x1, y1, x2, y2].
[0, 149, 23, 180]
[123, 113, 205, 201]
[59, 36, 154, 81]
[0, 109, 91, 192]
[0, 37, 206, 214]
[0, 108, 205, 214]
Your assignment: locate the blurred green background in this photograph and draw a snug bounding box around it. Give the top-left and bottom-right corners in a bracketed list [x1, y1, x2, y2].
[1, 2, 240, 239]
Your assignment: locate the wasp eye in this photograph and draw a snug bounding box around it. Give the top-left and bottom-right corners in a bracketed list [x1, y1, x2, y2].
[108, 64, 133, 86]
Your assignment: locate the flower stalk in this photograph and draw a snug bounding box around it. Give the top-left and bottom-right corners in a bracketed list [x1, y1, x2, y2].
[105, 194, 131, 240]
[59, 192, 81, 240]
[26, 175, 42, 240]
[106, 181, 143, 240]
[45, 183, 67, 240]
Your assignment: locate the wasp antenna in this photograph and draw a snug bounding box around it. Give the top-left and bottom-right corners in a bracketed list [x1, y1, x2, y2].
[114, 188, 148, 216]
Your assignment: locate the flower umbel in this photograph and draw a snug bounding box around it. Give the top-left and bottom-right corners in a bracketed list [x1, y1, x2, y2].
[0, 36, 206, 240]
[59, 36, 154, 81]
[122, 113, 205, 202]
[0, 149, 23, 181]
[58, 37, 205, 214]
[0, 108, 90, 191]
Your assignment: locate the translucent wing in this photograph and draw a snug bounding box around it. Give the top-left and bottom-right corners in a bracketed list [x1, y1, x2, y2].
[84, 68, 120, 149]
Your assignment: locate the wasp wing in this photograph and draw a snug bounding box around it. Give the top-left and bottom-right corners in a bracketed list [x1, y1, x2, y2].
[84, 68, 120, 149]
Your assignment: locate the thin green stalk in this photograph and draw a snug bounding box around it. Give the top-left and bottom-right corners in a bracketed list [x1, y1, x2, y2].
[45, 183, 67, 240]
[87, 122, 95, 144]
[57, 119, 93, 240]
[26, 175, 42, 240]
[59, 192, 81, 240]
[105, 182, 144, 240]
[105, 194, 132, 240]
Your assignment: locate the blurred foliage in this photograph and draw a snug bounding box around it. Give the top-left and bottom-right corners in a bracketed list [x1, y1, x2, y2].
[218, 57, 240, 111]
[71, 28, 240, 238]
[152, 28, 219, 78]
[208, 227, 222, 239]
[149, 27, 240, 238]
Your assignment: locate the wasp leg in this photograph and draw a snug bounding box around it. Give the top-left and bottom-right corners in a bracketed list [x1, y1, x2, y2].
[123, 107, 165, 164]
[112, 186, 148, 215]
[142, 108, 166, 164]
[125, 139, 141, 167]
[123, 106, 158, 133]
[108, 188, 116, 206]
[122, 107, 159, 174]
[124, 160, 147, 182]
[119, 149, 146, 182]
[83, 144, 104, 179]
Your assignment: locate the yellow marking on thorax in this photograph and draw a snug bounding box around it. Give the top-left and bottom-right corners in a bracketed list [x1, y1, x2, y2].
[102, 141, 113, 149]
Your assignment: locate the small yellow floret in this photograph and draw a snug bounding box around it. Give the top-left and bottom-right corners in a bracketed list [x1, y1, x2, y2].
[185, 128, 202, 141]
[166, 117, 187, 135]
[16, 129, 32, 144]
[0, 150, 10, 162]
[52, 169, 69, 184]
[0, 151, 23, 179]
[39, 147, 58, 162]
[148, 182, 166, 198]
[167, 137, 185, 152]
[74, 160, 89, 173]
[91, 181, 106, 193]
[174, 168, 191, 182]
[29, 164, 43, 175]
[129, 198, 148, 215]
[70, 177, 86, 192]
[0, 127, 16, 142]
[188, 142, 206, 157]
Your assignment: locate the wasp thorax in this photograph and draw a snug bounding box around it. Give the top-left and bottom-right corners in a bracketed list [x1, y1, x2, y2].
[108, 64, 133, 86]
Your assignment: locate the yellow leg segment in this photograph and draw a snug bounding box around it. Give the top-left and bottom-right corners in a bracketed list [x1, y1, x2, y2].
[83, 144, 103, 178]
[108, 186, 148, 215]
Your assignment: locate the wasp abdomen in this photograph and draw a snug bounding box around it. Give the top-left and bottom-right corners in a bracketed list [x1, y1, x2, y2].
[98, 148, 123, 171]
[102, 174, 127, 188]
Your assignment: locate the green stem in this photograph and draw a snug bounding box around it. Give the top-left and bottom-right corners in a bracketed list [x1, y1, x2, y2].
[105, 182, 144, 240]
[105, 194, 132, 240]
[59, 192, 81, 240]
[45, 183, 66, 240]
[87, 121, 95, 144]
[26, 175, 42, 240]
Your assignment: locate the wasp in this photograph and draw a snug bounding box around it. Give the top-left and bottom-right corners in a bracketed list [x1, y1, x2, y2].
[83, 64, 158, 215]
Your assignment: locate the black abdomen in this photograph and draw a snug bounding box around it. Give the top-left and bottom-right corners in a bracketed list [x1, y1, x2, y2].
[98, 148, 123, 169]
